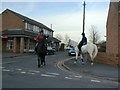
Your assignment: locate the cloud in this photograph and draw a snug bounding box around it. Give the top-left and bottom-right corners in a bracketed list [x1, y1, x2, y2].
[37, 12, 82, 30]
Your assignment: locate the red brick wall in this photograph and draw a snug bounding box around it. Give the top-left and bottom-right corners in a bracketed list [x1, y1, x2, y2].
[95, 52, 119, 66]
[2, 39, 7, 52]
[2, 10, 25, 31]
[0, 14, 2, 31]
[118, 12, 120, 65]
[106, 2, 119, 55]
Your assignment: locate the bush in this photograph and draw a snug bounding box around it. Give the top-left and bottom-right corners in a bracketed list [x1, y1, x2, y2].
[98, 41, 106, 52]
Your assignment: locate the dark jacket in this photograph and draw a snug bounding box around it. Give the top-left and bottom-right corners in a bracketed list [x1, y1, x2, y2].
[78, 35, 87, 50]
[81, 36, 87, 45]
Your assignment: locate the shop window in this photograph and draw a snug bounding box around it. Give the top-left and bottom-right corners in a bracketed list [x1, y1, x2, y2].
[7, 40, 13, 50]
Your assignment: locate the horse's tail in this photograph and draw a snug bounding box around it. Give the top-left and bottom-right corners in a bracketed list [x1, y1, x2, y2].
[92, 45, 98, 59]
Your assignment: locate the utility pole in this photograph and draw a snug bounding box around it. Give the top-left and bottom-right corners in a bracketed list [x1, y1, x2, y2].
[51, 24, 52, 30]
[83, 0, 86, 34]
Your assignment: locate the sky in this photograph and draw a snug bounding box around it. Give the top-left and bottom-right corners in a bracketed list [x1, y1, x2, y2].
[1, 0, 110, 43]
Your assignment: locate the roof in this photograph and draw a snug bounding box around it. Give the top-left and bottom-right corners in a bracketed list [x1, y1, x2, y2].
[47, 37, 61, 43]
[2, 29, 61, 42]
[2, 29, 37, 38]
[2, 9, 54, 32]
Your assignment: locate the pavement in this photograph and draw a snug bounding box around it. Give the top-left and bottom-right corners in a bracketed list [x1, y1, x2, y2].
[64, 57, 119, 82]
[2, 52, 34, 58]
[2, 52, 119, 82]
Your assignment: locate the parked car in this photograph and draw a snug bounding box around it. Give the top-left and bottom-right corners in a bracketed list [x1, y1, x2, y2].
[47, 46, 55, 55]
[68, 47, 76, 56]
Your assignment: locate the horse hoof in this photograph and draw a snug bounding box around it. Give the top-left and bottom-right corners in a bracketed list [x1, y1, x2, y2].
[43, 63, 46, 66]
[91, 63, 94, 66]
[74, 61, 77, 64]
[82, 62, 84, 65]
[41, 64, 44, 67]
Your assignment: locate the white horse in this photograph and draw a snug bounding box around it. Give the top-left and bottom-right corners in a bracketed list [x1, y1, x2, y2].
[74, 42, 98, 65]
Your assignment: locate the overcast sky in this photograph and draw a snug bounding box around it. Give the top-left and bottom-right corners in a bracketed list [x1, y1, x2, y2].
[1, 0, 110, 42]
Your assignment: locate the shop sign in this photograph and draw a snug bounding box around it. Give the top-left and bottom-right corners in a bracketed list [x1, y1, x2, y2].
[1, 35, 8, 38]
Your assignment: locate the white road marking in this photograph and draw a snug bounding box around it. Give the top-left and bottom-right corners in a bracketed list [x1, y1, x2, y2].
[2, 69, 10, 72]
[41, 74, 56, 77]
[46, 72, 60, 76]
[16, 69, 22, 71]
[0, 67, 5, 69]
[65, 77, 73, 80]
[29, 70, 40, 73]
[1, 61, 18, 64]
[28, 72, 35, 75]
[20, 71, 26, 74]
[68, 75, 82, 80]
[91, 80, 101, 83]
[74, 75, 82, 78]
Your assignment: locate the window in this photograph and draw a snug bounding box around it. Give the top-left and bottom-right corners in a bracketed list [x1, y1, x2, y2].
[25, 22, 27, 29]
[43, 29, 53, 37]
[33, 25, 39, 32]
[7, 40, 13, 50]
[25, 22, 33, 31]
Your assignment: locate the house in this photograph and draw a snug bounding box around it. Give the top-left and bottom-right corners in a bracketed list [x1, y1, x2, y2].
[0, 9, 61, 53]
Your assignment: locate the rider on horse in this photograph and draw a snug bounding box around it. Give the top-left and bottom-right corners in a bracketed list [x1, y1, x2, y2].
[78, 33, 87, 51]
[35, 30, 49, 67]
[34, 30, 49, 53]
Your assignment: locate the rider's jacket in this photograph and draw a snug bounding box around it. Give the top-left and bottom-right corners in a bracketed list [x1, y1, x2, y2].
[78, 36, 87, 50]
[35, 34, 44, 43]
[80, 36, 87, 45]
[82, 36, 87, 45]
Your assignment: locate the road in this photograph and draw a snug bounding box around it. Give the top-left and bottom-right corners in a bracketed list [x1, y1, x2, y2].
[2, 51, 119, 88]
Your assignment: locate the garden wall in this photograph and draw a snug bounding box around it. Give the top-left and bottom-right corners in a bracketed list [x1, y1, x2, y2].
[95, 52, 119, 66]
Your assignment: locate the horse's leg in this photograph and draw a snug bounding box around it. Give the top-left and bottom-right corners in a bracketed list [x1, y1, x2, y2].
[40, 56, 43, 66]
[74, 51, 79, 64]
[38, 57, 41, 68]
[74, 47, 79, 64]
[81, 54, 84, 65]
[89, 53, 94, 66]
[91, 59, 94, 66]
[84, 53, 88, 63]
[43, 55, 46, 65]
[75, 51, 78, 60]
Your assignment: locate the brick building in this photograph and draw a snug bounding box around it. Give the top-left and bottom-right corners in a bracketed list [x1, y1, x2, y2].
[106, 2, 119, 57]
[0, 9, 60, 53]
[96, 1, 119, 66]
[106, 1, 120, 62]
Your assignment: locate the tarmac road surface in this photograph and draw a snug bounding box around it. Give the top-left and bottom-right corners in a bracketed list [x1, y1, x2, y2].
[2, 51, 119, 88]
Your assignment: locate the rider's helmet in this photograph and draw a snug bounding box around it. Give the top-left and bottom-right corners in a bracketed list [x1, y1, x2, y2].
[82, 33, 85, 37]
[39, 30, 43, 35]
